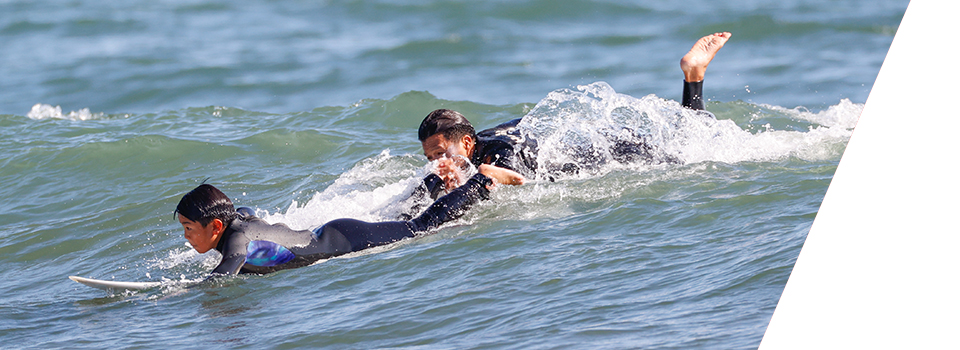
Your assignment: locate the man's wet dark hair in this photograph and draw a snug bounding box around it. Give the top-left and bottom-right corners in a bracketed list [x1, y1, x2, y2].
[175, 184, 237, 226]
[418, 109, 477, 144]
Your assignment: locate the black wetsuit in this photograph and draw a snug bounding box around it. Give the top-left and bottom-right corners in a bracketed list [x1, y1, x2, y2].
[470, 80, 707, 176]
[211, 173, 492, 275]
[470, 81, 703, 177]
[682, 80, 705, 111]
[399, 80, 707, 219]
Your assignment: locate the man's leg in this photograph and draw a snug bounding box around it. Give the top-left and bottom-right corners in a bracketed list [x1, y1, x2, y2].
[680, 32, 731, 110]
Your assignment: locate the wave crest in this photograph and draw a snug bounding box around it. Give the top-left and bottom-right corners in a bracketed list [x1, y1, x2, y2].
[518, 82, 859, 176]
[27, 103, 102, 121]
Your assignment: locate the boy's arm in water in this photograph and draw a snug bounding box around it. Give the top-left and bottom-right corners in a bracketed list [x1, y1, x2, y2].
[210, 234, 249, 276]
[211, 251, 247, 275]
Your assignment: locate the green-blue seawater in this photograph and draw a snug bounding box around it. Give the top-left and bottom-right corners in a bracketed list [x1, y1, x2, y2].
[0, 0, 904, 349]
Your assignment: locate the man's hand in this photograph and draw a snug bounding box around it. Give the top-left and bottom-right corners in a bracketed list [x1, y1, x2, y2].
[434, 158, 526, 190]
[479, 164, 525, 187]
[434, 156, 470, 190]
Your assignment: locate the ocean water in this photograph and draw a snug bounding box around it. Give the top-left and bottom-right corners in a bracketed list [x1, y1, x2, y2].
[0, 0, 904, 349]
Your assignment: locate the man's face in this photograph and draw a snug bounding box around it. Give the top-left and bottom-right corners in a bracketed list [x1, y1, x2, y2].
[421, 134, 472, 161]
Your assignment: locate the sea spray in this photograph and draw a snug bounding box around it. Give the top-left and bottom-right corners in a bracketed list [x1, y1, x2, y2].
[252, 84, 862, 236]
[517, 82, 860, 178]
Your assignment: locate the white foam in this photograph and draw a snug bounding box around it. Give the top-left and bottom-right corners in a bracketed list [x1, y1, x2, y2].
[518, 82, 858, 173]
[26, 103, 103, 121]
[261, 150, 431, 230]
[148, 243, 220, 271]
[253, 86, 858, 232]
[758, 98, 861, 129]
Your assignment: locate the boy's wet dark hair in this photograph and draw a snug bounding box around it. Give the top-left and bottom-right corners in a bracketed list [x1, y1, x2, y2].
[418, 109, 477, 143]
[175, 184, 237, 226]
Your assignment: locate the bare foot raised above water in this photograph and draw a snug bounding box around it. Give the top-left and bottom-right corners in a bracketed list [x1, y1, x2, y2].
[680, 32, 731, 82]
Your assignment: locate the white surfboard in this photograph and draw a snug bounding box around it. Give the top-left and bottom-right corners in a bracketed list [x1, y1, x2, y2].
[69, 275, 162, 291]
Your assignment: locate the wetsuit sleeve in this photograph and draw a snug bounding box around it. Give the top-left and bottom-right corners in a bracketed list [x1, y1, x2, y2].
[421, 173, 445, 199]
[404, 173, 444, 203]
[210, 227, 250, 276]
[211, 252, 246, 275]
[407, 173, 492, 232]
[682, 80, 705, 111]
[396, 173, 446, 220]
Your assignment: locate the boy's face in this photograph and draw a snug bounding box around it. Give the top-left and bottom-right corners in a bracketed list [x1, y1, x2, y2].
[178, 213, 224, 254]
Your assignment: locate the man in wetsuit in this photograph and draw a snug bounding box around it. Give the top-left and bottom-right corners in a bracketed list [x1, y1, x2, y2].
[417, 32, 731, 190]
[176, 172, 497, 275]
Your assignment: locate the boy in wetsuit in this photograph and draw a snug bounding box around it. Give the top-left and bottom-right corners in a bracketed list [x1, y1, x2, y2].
[417, 32, 731, 189]
[176, 170, 507, 275]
